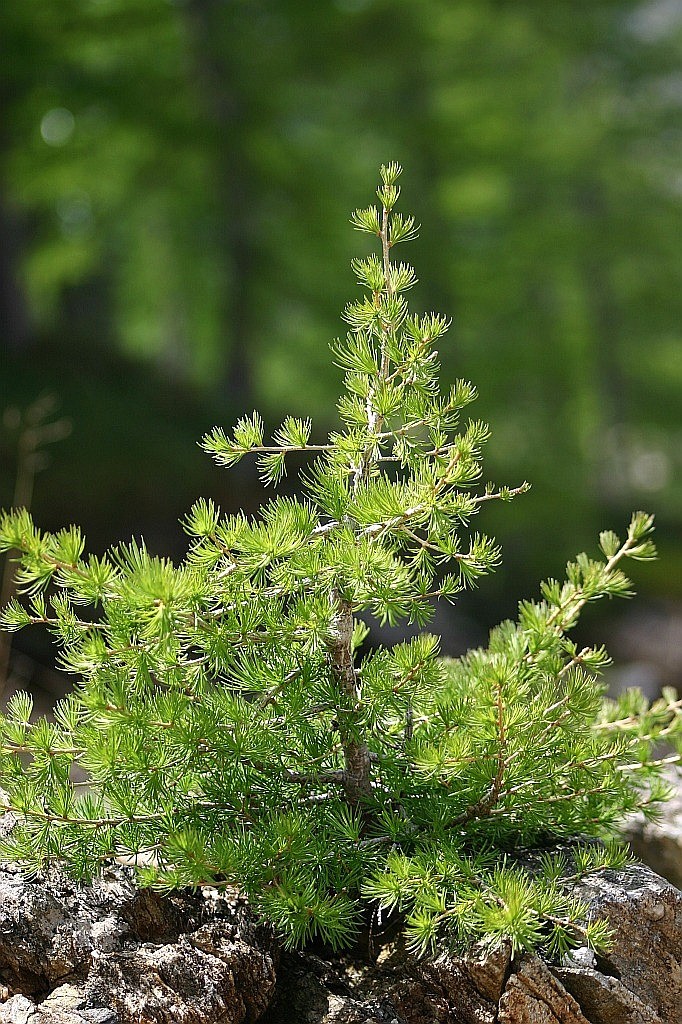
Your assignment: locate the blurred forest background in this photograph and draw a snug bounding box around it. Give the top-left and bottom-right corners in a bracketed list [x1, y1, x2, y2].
[1, 0, 682, 706]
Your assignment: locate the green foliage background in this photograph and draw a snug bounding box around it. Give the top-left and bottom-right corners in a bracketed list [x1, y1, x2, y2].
[2, 0, 682, 646]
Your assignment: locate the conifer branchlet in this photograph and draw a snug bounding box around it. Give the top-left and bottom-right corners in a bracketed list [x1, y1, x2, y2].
[0, 166, 679, 958]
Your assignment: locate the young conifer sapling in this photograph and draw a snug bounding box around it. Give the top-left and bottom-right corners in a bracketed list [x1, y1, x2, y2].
[0, 165, 680, 959]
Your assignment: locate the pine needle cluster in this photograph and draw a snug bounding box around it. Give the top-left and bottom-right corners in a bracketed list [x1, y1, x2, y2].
[0, 165, 680, 959]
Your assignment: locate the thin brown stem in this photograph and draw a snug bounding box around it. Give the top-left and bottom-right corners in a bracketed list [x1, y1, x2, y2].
[328, 593, 372, 804]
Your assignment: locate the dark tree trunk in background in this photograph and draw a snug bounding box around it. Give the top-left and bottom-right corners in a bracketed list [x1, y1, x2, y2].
[578, 182, 629, 426]
[0, 192, 31, 353]
[183, 0, 255, 409]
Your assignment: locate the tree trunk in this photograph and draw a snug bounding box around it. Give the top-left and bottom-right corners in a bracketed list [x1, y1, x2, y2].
[0, 191, 31, 353]
[182, 0, 255, 408]
[327, 593, 373, 804]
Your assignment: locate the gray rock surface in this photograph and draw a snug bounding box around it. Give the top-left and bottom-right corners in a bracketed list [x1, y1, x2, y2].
[0, 864, 278, 1024]
[85, 920, 278, 1024]
[624, 766, 682, 888]
[566, 863, 682, 1023]
[0, 860, 679, 1023]
[554, 969, 664, 1024]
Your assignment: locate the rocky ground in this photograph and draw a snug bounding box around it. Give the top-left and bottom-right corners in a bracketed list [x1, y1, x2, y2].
[0, 856, 679, 1024]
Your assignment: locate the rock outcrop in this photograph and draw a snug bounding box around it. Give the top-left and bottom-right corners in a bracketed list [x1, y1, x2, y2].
[0, 860, 679, 1024]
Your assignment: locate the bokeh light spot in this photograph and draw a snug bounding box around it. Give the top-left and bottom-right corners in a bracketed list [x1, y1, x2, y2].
[40, 108, 75, 146]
